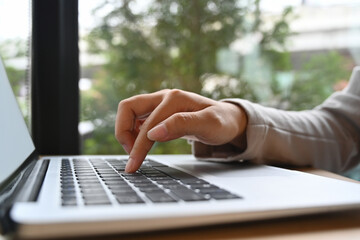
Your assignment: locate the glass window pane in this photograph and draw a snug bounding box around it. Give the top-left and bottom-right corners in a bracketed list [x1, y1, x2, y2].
[0, 0, 31, 126]
[79, 0, 360, 166]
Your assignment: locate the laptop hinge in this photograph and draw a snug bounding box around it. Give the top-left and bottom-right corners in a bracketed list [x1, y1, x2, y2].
[0, 151, 38, 234]
[17, 159, 50, 202]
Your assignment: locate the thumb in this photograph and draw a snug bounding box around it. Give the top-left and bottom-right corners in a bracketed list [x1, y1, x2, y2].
[147, 112, 206, 142]
[147, 122, 169, 141]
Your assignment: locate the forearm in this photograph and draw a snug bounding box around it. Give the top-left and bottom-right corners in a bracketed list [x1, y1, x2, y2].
[194, 99, 358, 173]
[194, 67, 360, 174]
[237, 98, 358, 173]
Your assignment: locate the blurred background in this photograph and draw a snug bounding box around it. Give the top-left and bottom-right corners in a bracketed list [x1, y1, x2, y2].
[1, 0, 359, 178]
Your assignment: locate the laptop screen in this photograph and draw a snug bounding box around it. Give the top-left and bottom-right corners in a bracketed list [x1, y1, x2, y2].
[0, 58, 35, 184]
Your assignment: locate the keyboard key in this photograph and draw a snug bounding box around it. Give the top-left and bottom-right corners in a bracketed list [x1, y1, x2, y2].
[111, 188, 137, 195]
[148, 176, 173, 181]
[84, 199, 111, 205]
[62, 194, 76, 200]
[208, 192, 241, 200]
[60, 176, 75, 181]
[145, 192, 177, 203]
[103, 181, 128, 187]
[95, 169, 115, 173]
[61, 189, 76, 195]
[144, 173, 168, 178]
[180, 179, 209, 185]
[80, 188, 107, 195]
[77, 178, 100, 183]
[78, 183, 104, 190]
[76, 175, 97, 179]
[62, 198, 77, 206]
[61, 180, 73, 184]
[107, 183, 132, 189]
[147, 160, 167, 167]
[101, 176, 124, 182]
[188, 184, 219, 190]
[133, 182, 157, 188]
[162, 184, 188, 190]
[116, 195, 145, 204]
[154, 167, 195, 180]
[61, 183, 75, 189]
[197, 188, 228, 194]
[76, 172, 95, 176]
[100, 173, 121, 177]
[127, 179, 152, 184]
[140, 170, 161, 174]
[156, 180, 181, 186]
[152, 180, 177, 186]
[170, 188, 208, 201]
[137, 186, 164, 193]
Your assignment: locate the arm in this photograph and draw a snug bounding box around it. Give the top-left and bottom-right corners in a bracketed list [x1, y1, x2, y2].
[194, 67, 360, 173]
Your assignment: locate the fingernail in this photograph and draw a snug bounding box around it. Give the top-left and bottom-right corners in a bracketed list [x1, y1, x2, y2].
[125, 157, 135, 173]
[125, 158, 133, 173]
[122, 144, 131, 154]
[147, 123, 168, 141]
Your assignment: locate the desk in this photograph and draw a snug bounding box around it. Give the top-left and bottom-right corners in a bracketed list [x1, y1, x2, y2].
[2, 168, 359, 240]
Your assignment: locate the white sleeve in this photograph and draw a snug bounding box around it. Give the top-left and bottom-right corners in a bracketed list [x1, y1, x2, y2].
[193, 67, 360, 174]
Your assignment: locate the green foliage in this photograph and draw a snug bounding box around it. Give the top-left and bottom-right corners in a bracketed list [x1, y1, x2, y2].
[82, 0, 296, 154]
[0, 39, 29, 124]
[260, 6, 294, 51]
[87, 0, 247, 95]
[0, 39, 27, 58]
[289, 51, 351, 110]
[4, 65, 25, 95]
[82, 1, 353, 155]
[0, 39, 27, 96]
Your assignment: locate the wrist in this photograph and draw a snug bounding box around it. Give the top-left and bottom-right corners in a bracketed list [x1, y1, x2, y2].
[225, 101, 248, 152]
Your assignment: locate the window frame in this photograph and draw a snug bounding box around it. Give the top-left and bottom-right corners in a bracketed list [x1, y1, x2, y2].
[31, 0, 80, 155]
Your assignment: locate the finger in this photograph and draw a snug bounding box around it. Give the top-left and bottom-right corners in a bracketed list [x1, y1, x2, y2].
[147, 110, 214, 143]
[125, 129, 155, 172]
[124, 104, 176, 172]
[115, 91, 166, 152]
[125, 91, 196, 172]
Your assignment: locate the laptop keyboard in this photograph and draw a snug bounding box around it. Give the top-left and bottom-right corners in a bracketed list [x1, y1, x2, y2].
[60, 158, 241, 207]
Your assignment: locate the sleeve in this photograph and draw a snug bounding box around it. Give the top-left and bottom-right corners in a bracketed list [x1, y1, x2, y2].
[193, 67, 360, 174]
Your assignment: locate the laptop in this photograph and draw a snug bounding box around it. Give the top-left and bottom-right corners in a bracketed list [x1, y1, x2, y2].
[1, 57, 360, 239]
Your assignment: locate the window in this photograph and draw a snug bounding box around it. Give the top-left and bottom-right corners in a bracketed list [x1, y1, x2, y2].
[0, 0, 31, 126]
[31, 0, 79, 155]
[76, 0, 360, 180]
[79, 0, 360, 157]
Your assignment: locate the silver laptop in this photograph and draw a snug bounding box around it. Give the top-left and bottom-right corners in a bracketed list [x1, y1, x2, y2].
[1, 57, 360, 239]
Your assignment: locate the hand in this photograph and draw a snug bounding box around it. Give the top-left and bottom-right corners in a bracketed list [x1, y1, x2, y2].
[115, 89, 248, 172]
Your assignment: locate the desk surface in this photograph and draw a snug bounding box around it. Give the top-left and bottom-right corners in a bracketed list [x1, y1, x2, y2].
[2, 168, 359, 240]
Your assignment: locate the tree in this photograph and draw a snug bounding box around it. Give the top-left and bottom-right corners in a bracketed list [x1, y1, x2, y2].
[82, 0, 295, 154]
[0, 39, 29, 124]
[289, 51, 351, 110]
[0, 39, 27, 95]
